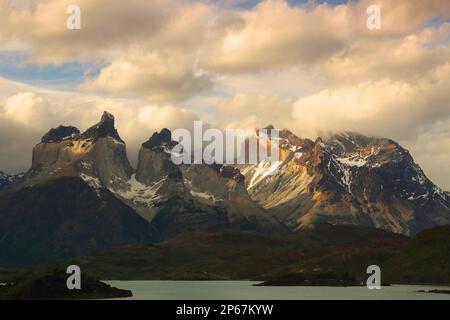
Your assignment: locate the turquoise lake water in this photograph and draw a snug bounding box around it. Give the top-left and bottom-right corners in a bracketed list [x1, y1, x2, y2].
[104, 280, 450, 300]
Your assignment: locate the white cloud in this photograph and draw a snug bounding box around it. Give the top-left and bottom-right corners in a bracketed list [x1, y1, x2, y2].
[203, 0, 350, 73]
[216, 93, 293, 129]
[322, 23, 450, 84]
[402, 119, 450, 191]
[203, 0, 450, 73]
[0, 0, 212, 63]
[292, 63, 450, 139]
[81, 50, 212, 102]
[0, 0, 214, 102]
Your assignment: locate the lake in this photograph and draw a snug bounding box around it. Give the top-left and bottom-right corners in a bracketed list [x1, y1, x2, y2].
[104, 281, 450, 300]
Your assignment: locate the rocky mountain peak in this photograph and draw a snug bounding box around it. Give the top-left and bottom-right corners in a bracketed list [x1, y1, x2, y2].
[142, 128, 176, 150]
[278, 129, 315, 151]
[79, 111, 124, 143]
[41, 125, 80, 143]
[324, 132, 390, 155]
[238, 128, 450, 235]
[102, 110, 115, 121]
[26, 111, 132, 190]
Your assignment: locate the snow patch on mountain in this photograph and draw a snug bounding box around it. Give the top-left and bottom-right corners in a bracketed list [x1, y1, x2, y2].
[189, 190, 222, 203]
[79, 173, 102, 197]
[294, 152, 303, 159]
[245, 160, 283, 190]
[336, 156, 367, 167]
[112, 174, 164, 208]
[0, 171, 25, 189]
[328, 156, 356, 194]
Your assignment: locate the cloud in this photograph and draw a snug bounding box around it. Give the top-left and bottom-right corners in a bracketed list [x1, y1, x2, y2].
[203, 0, 350, 73]
[0, 0, 214, 101]
[2, 0, 449, 101]
[403, 119, 450, 191]
[291, 63, 450, 140]
[202, 0, 450, 74]
[216, 93, 292, 129]
[0, 0, 212, 63]
[322, 23, 450, 84]
[81, 50, 212, 102]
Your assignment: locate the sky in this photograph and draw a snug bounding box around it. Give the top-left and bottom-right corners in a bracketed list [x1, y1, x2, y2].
[0, 0, 449, 190]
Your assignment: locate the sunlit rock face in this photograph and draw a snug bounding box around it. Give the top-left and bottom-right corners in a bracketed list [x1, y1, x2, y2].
[136, 128, 182, 184]
[238, 130, 450, 235]
[25, 111, 133, 190]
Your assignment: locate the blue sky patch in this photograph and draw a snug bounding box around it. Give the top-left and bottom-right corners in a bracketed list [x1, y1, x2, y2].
[0, 52, 106, 91]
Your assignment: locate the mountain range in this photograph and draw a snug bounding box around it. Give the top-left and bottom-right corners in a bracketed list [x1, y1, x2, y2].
[0, 111, 449, 267]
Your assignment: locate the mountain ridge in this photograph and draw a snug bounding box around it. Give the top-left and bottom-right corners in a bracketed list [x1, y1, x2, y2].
[0, 111, 449, 266]
[238, 128, 450, 235]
